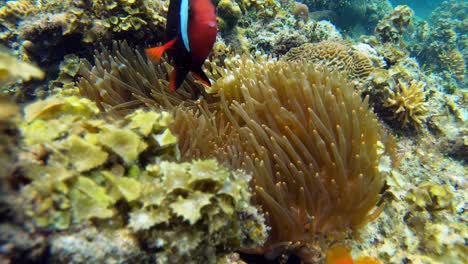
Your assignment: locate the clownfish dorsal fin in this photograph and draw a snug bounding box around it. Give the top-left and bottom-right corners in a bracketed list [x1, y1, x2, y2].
[180, 0, 190, 52]
[145, 39, 177, 63]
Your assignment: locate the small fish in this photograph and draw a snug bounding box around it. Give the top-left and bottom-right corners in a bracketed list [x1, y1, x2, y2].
[326, 246, 381, 264]
[326, 246, 354, 264]
[145, 0, 217, 92]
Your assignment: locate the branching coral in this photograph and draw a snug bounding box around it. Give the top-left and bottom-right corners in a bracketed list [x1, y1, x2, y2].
[284, 41, 375, 83]
[384, 80, 428, 129]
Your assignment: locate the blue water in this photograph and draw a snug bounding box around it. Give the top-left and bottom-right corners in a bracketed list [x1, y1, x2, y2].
[390, 0, 446, 18]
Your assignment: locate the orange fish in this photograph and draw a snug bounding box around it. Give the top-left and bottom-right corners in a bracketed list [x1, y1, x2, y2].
[326, 246, 381, 264]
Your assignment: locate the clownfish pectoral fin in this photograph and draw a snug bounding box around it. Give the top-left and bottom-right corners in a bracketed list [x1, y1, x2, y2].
[145, 39, 177, 63]
[191, 66, 211, 87]
[169, 67, 190, 92]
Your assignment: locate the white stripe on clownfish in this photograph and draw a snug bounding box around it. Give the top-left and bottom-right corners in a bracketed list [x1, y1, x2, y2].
[180, 0, 190, 52]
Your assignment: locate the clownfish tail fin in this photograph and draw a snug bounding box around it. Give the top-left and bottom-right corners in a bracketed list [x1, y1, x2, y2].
[145, 39, 177, 63]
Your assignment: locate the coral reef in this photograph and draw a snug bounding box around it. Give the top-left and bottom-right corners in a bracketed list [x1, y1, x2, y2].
[408, 0, 467, 87]
[6, 96, 267, 263]
[375, 5, 414, 43]
[299, 0, 393, 35]
[240, 12, 310, 55]
[0, 47, 44, 87]
[1, 0, 467, 263]
[0, 96, 19, 192]
[292, 2, 309, 21]
[77, 41, 393, 261]
[217, 0, 243, 34]
[437, 47, 466, 85]
[383, 80, 428, 129]
[284, 41, 375, 84]
[357, 137, 467, 263]
[0, 0, 167, 97]
[361, 54, 434, 132]
[308, 20, 343, 42]
[225, 2, 342, 56]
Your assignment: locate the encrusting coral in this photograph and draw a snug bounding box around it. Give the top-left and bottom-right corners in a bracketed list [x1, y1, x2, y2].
[14, 96, 268, 263]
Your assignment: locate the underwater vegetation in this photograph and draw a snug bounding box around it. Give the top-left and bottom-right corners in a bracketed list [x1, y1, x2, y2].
[6, 95, 267, 263]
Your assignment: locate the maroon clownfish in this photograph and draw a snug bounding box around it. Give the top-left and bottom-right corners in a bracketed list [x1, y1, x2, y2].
[145, 0, 217, 93]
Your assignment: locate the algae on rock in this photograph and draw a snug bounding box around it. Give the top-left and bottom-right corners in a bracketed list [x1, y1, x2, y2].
[15, 96, 267, 262]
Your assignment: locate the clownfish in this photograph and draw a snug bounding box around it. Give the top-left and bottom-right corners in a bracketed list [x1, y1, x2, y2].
[326, 246, 381, 264]
[145, 0, 217, 92]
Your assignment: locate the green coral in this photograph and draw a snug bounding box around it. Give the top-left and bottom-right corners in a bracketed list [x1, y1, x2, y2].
[17, 96, 267, 262]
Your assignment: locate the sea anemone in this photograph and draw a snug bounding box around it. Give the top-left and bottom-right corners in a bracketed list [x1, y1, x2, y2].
[78, 46, 393, 261]
[78, 41, 221, 114]
[178, 56, 393, 259]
